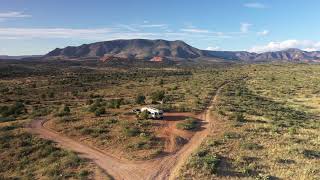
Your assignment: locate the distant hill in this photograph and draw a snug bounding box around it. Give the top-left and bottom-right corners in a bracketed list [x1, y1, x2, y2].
[0, 55, 42, 60]
[45, 39, 203, 61]
[45, 39, 320, 62]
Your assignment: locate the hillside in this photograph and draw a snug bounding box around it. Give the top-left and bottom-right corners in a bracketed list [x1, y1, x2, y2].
[45, 39, 320, 62]
[45, 39, 203, 60]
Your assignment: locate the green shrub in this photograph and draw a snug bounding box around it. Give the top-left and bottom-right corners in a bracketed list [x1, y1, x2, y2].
[176, 118, 198, 130]
[48, 92, 55, 98]
[234, 113, 246, 122]
[108, 99, 122, 108]
[139, 110, 149, 120]
[151, 90, 165, 102]
[123, 127, 140, 137]
[88, 98, 104, 112]
[95, 107, 106, 117]
[1, 102, 26, 117]
[0, 117, 16, 123]
[224, 132, 241, 139]
[56, 105, 71, 117]
[64, 152, 83, 168]
[189, 151, 221, 174]
[31, 106, 51, 117]
[135, 94, 146, 104]
[79, 170, 90, 179]
[104, 118, 118, 124]
[302, 149, 320, 159]
[240, 142, 263, 150]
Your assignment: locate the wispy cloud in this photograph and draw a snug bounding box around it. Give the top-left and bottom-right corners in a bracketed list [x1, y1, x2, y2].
[116, 24, 139, 32]
[0, 11, 31, 18]
[240, 23, 252, 33]
[0, 11, 31, 21]
[180, 28, 209, 33]
[206, 46, 220, 51]
[249, 40, 320, 52]
[257, 30, 269, 36]
[244, 2, 267, 9]
[0, 28, 114, 39]
[139, 24, 168, 28]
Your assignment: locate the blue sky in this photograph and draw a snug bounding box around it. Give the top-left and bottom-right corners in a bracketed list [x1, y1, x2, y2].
[1, 0, 320, 55]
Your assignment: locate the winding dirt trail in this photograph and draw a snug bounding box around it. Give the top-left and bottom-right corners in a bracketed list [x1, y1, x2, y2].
[29, 82, 227, 180]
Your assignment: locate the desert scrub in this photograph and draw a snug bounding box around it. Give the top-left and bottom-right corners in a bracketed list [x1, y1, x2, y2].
[187, 148, 221, 174]
[0, 122, 95, 179]
[176, 118, 199, 130]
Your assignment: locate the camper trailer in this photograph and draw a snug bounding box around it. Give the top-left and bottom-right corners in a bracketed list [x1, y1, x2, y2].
[134, 107, 163, 119]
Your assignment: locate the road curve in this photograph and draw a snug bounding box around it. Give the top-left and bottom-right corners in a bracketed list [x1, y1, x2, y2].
[29, 82, 227, 180]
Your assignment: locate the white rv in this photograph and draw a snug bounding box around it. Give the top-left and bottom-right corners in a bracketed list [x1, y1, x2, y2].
[136, 107, 163, 119]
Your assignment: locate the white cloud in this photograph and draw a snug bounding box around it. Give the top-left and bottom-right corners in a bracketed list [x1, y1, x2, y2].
[240, 23, 252, 33]
[249, 40, 320, 52]
[257, 30, 269, 36]
[140, 24, 168, 28]
[116, 24, 139, 32]
[180, 28, 209, 33]
[0, 11, 31, 18]
[244, 2, 267, 9]
[0, 28, 115, 39]
[0, 11, 31, 21]
[206, 46, 220, 51]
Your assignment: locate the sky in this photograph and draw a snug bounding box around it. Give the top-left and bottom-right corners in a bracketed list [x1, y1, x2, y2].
[1, 0, 320, 55]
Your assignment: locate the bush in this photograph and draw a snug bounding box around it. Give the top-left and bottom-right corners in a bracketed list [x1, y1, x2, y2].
[108, 99, 122, 108]
[176, 118, 198, 130]
[79, 170, 90, 178]
[190, 151, 221, 174]
[302, 149, 320, 159]
[139, 110, 149, 120]
[240, 142, 263, 150]
[224, 132, 240, 139]
[234, 113, 246, 122]
[89, 98, 106, 115]
[0, 117, 16, 123]
[151, 90, 165, 102]
[95, 107, 106, 117]
[1, 102, 26, 117]
[48, 92, 55, 98]
[31, 106, 51, 117]
[123, 127, 140, 137]
[135, 94, 146, 104]
[57, 105, 71, 117]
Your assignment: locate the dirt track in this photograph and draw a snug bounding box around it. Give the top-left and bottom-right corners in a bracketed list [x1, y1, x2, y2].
[29, 83, 226, 180]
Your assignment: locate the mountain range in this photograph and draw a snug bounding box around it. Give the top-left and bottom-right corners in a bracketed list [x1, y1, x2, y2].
[44, 39, 320, 62]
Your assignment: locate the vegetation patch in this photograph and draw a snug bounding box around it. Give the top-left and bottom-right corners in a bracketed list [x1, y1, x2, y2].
[176, 118, 199, 130]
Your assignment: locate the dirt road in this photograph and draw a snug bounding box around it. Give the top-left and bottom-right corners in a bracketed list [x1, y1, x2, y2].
[29, 83, 227, 180]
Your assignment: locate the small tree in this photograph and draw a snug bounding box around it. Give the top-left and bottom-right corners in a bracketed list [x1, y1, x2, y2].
[139, 110, 149, 120]
[135, 94, 146, 104]
[151, 90, 165, 102]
